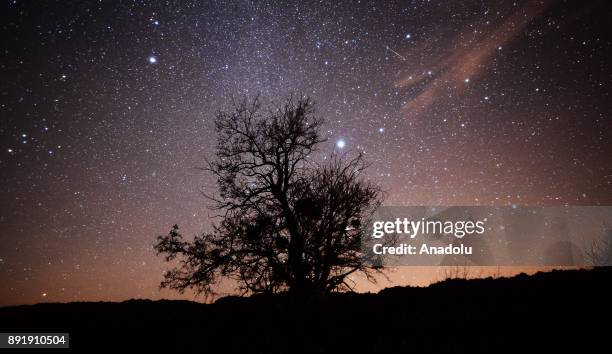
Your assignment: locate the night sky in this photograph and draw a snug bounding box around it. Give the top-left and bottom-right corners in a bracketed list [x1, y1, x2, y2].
[1, 0, 611, 306]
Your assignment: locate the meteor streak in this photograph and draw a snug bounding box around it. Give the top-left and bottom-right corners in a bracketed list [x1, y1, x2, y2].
[385, 45, 406, 61]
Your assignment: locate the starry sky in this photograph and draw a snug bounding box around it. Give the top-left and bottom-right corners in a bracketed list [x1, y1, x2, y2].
[1, 0, 611, 306]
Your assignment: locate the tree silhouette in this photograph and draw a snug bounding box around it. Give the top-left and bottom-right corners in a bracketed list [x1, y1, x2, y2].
[585, 229, 612, 267]
[154, 95, 383, 296]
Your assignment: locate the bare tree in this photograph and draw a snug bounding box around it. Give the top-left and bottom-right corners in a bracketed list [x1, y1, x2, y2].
[585, 229, 612, 267]
[155, 95, 383, 296]
[441, 264, 472, 281]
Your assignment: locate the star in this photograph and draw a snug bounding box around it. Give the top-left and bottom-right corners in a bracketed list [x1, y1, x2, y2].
[336, 140, 346, 149]
[148, 56, 157, 64]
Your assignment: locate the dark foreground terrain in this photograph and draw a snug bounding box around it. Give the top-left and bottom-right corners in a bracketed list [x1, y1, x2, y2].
[1, 268, 610, 352]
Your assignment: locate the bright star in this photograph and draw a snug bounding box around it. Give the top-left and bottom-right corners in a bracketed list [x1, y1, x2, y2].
[405, 33, 412, 39]
[148, 56, 157, 64]
[336, 140, 346, 149]
[378, 127, 385, 133]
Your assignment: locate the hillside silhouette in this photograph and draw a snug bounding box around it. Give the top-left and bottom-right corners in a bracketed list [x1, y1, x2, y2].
[1, 268, 610, 352]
